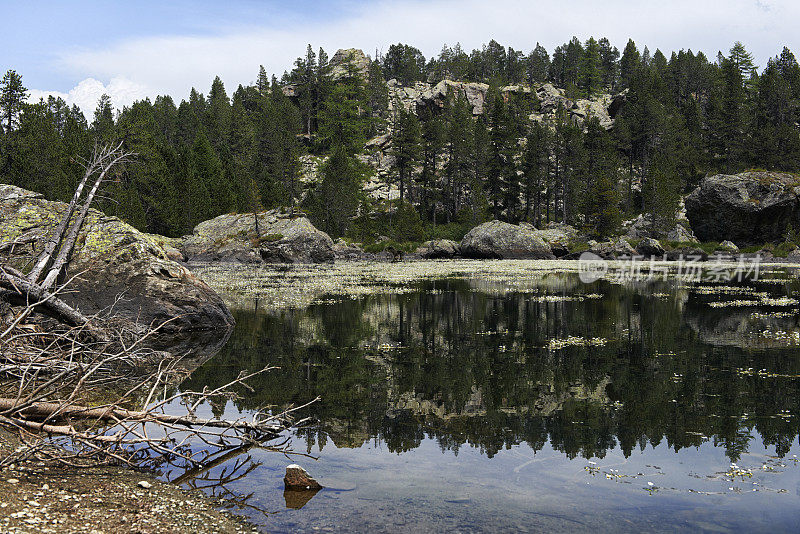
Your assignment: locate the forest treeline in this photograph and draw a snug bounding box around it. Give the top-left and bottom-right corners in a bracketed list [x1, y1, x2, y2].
[1, 37, 799, 241]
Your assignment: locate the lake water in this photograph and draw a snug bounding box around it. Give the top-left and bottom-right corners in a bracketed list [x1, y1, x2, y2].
[179, 260, 800, 533]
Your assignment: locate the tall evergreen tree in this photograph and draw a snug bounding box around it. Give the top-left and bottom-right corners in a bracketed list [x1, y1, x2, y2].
[581, 37, 603, 96]
[0, 70, 28, 133]
[390, 105, 421, 203]
[527, 43, 551, 85]
[619, 39, 641, 89]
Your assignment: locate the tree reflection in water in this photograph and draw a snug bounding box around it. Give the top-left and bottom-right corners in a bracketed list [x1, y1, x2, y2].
[183, 275, 800, 464]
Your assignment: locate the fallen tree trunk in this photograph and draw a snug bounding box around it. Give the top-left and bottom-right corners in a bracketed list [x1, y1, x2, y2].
[0, 398, 281, 434]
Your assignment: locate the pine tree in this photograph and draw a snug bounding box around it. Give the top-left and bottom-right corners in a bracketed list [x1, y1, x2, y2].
[0, 70, 28, 133]
[92, 94, 116, 142]
[205, 76, 231, 152]
[470, 115, 491, 225]
[521, 121, 551, 226]
[191, 130, 232, 220]
[526, 43, 550, 85]
[729, 42, 757, 81]
[390, 105, 421, 203]
[484, 86, 518, 221]
[256, 65, 270, 95]
[598, 38, 620, 89]
[366, 59, 389, 136]
[229, 91, 256, 213]
[443, 93, 474, 222]
[416, 108, 445, 222]
[292, 44, 317, 134]
[619, 39, 641, 89]
[581, 37, 603, 96]
[310, 146, 368, 238]
[581, 117, 621, 237]
[115, 99, 177, 234]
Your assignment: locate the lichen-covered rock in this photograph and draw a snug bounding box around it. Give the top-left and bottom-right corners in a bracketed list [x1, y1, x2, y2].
[460, 220, 554, 259]
[686, 171, 800, 245]
[0, 184, 233, 332]
[182, 211, 334, 264]
[415, 239, 460, 259]
[718, 240, 739, 253]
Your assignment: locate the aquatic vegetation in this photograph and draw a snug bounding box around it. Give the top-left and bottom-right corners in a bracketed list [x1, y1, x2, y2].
[708, 296, 799, 308]
[547, 336, 608, 351]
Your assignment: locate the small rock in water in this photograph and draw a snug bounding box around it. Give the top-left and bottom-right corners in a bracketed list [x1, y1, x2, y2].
[284, 464, 323, 491]
[7, 479, 19, 484]
[137, 480, 152, 489]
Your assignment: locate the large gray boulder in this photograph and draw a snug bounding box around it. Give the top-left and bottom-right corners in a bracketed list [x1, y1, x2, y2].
[686, 171, 800, 245]
[415, 239, 460, 259]
[590, 237, 637, 259]
[0, 185, 233, 333]
[183, 211, 334, 264]
[460, 220, 555, 259]
[636, 237, 665, 257]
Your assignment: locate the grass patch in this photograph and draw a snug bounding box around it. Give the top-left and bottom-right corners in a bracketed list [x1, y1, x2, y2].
[772, 241, 798, 258]
[363, 240, 421, 254]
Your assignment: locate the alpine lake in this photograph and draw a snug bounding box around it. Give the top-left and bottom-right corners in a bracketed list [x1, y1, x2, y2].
[170, 259, 800, 533]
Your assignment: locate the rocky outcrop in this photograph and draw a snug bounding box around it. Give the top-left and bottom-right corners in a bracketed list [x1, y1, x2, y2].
[686, 171, 800, 245]
[624, 214, 697, 242]
[526, 222, 579, 257]
[182, 211, 334, 264]
[387, 79, 622, 130]
[590, 237, 637, 259]
[460, 220, 554, 259]
[415, 239, 460, 259]
[0, 185, 233, 332]
[329, 48, 370, 80]
[332, 239, 368, 261]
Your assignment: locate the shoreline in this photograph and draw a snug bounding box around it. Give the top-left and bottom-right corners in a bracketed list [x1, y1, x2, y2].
[0, 430, 259, 533]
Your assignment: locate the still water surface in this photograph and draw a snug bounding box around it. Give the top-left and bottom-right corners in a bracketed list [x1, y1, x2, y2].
[180, 261, 800, 532]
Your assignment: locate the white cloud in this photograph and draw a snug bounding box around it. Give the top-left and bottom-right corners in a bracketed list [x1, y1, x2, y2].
[28, 77, 148, 118]
[30, 0, 800, 110]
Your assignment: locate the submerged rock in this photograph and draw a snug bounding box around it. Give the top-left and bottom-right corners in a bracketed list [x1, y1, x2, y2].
[0, 184, 233, 333]
[182, 211, 334, 264]
[686, 171, 800, 245]
[284, 464, 323, 491]
[460, 220, 554, 259]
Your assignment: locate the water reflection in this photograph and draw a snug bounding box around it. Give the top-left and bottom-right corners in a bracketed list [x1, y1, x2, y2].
[184, 274, 800, 464]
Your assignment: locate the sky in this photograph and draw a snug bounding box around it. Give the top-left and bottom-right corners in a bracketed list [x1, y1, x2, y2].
[2, 0, 798, 118]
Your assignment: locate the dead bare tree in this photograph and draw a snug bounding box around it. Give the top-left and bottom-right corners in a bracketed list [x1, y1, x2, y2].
[0, 141, 316, 497]
[1, 142, 134, 339]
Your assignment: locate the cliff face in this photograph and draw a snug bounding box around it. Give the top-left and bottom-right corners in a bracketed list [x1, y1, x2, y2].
[386, 78, 623, 130]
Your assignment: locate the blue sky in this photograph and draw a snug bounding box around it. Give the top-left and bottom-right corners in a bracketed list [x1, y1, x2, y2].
[3, 0, 798, 116]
